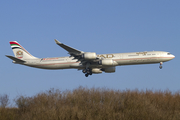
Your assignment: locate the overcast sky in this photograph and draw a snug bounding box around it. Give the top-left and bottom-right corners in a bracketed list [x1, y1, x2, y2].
[0, 0, 179, 105]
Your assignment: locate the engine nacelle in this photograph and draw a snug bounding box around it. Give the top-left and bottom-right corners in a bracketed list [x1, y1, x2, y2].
[99, 59, 114, 66]
[104, 67, 115, 73]
[82, 52, 97, 60]
[91, 68, 102, 74]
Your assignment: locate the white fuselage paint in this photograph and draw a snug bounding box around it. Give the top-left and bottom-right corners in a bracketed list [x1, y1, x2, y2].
[20, 51, 175, 70]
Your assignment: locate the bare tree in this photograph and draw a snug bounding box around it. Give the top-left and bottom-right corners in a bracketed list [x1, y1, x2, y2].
[0, 94, 9, 108]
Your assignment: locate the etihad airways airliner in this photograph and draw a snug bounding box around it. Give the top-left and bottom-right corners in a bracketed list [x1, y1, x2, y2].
[6, 40, 175, 77]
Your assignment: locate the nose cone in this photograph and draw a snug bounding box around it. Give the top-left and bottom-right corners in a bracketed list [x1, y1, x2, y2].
[171, 54, 175, 60]
[173, 55, 175, 58]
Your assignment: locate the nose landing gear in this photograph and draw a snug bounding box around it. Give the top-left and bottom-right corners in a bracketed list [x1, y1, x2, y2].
[159, 62, 163, 69]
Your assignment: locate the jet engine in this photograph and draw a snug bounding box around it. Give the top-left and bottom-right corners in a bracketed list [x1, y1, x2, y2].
[91, 68, 102, 74]
[82, 52, 97, 60]
[98, 59, 114, 66]
[103, 67, 115, 73]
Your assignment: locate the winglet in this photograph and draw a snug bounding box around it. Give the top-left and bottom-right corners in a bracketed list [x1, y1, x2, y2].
[54, 39, 61, 44]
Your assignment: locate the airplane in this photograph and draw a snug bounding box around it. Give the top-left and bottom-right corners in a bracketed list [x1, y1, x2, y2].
[6, 40, 175, 77]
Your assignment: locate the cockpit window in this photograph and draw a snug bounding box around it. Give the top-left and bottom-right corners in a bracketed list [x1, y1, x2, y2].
[167, 53, 171, 55]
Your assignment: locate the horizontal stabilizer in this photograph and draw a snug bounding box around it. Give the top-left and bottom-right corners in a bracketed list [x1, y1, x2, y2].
[6, 55, 25, 63]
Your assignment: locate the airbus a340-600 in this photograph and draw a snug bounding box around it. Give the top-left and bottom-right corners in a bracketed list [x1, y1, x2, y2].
[6, 40, 175, 77]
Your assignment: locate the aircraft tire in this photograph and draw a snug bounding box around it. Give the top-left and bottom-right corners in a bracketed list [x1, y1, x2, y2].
[82, 69, 87, 73]
[85, 74, 89, 77]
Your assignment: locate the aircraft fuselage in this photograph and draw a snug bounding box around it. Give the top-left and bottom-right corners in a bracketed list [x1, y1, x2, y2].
[22, 51, 175, 70]
[7, 40, 175, 77]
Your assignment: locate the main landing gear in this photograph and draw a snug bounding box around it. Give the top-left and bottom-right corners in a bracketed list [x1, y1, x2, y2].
[82, 62, 92, 77]
[159, 62, 163, 69]
[83, 68, 92, 77]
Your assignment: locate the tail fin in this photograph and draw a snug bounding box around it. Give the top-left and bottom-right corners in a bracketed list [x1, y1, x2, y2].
[9, 41, 37, 60]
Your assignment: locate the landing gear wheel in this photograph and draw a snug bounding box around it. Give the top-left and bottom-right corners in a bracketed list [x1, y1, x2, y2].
[82, 69, 87, 73]
[85, 74, 89, 77]
[159, 62, 163, 69]
[87, 69, 91, 74]
[83, 68, 92, 77]
[87, 70, 90, 74]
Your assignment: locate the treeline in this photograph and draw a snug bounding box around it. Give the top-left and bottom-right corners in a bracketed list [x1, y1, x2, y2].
[1, 87, 180, 120]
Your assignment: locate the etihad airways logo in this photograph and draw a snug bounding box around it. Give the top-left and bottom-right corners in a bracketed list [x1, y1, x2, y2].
[97, 54, 115, 58]
[16, 50, 23, 58]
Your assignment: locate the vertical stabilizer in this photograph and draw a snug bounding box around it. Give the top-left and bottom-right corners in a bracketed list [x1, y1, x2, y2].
[10, 41, 37, 59]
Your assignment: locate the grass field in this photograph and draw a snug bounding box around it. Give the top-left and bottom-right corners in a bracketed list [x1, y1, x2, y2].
[1, 87, 180, 120]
